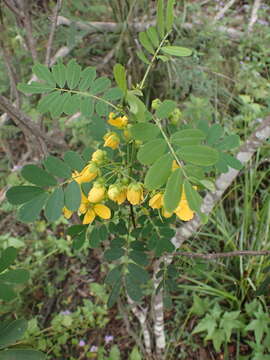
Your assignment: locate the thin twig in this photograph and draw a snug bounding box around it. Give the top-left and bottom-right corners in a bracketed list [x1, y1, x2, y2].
[20, 0, 38, 62]
[248, 0, 262, 33]
[117, 299, 146, 356]
[174, 250, 270, 260]
[45, 0, 62, 66]
[213, 0, 237, 23]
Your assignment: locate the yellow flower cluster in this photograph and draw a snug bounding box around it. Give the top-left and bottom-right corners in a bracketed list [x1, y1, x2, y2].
[149, 189, 195, 222]
[103, 113, 129, 150]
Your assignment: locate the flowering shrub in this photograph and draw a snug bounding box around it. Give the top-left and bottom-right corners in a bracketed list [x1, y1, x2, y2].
[6, 0, 241, 306]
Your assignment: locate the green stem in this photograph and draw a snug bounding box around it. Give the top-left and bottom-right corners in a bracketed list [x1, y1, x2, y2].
[139, 32, 170, 90]
[56, 88, 118, 110]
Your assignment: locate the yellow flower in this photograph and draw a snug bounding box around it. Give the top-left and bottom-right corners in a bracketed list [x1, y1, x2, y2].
[127, 183, 144, 205]
[91, 149, 107, 164]
[103, 132, 120, 150]
[79, 193, 111, 224]
[63, 206, 73, 219]
[108, 112, 128, 129]
[175, 200, 194, 221]
[73, 162, 98, 184]
[149, 193, 163, 209]
[108, 184, 127, 205]
[88, 182, 106, 203]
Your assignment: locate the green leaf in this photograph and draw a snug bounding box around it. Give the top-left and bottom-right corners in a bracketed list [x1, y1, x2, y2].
[220, 153, 242, 170]
[198, 179, 215, 192]
[17, 82, 55, 94]
[125, 274, 143, 302]
[43, 155, 72, 179]
[0, 283, 16, 301]
[113, 64, 127, 94]
[107, 278, 121, 308]
[184, 180, 202, 213]
[0, 269, 29, 284]
[45, 187, 64, 222]
[128, 263, 149, 284]
[50, 92, 70, 117]
[95, 100, 108, 116]
[6, 186, 44, 205]
[157, 0, 165, 38]
[105, 266, 122, 286]
[104, 248, 125, 261]
[64, 151, 85, 172]
[212, 329, 225, 352]
[66, 225, 86, 236]
[220, 311, 242, 341]
[0, 349, 45, 360]
[18, 193, 49, 223]
[109, 345, 121, 360]
[161, 46, 192, 57]
[0, 247, 17, 273]
[139, 32, 155, 54]
[146, 26, 159, 48]
[129, 250, 149, 266]
[217, 135, 240, 150]
[21, 164, 57, 187]
[66, 59, 81, 89]
[165, 0, 175, 32]
[52, 63, 66, 88]
[72, 232, 86, 250]
[163, 167, 183, 212]
[79, 66, 96, 91]
[126, 93, 146, 121]
[137, 139, 167, 165]
[156, 100, 177, 119]
[144, 153, 173, 190]
[37, 91, 60, 114]
[171, 129, 206, 146]
[206, 124, 223, 145]
[130, 123, 160, 142]
[33, 63, 55, 85]
[104, 87, 123, 101]
[129, 346, 142, 360]
[136, 50, 150, 65]
[192, 314, 217, 337]
[64, 181, 81, 212]
[0, 319, 28, 348]
[178, 145, 219, 166]
[63, 93, 80, 115]
[90, 77, 111, 95]
[80, 97, 94, 117]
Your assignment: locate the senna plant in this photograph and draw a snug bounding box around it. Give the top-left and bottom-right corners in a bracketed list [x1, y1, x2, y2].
[6, 0, 242, 306]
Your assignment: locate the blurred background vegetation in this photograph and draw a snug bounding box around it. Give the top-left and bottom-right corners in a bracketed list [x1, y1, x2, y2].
[0, 0, 269, 359]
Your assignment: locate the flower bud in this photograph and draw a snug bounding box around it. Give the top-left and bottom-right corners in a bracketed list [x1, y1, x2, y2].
[127, 183, 144, 205]
[73, 162, 98, 184]
[91, 149, 107, 164]
[169, 108, 182, 125]
[103, 132, 120, 150]
[88, 182, 106, 203]
[151, 98, 162, 110]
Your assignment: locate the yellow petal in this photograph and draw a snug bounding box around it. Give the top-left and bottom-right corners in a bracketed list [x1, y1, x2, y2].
[94, 204, 111, 219]
[88, 186, 105, 203]
[175, 200, 194, 221]
[149, 193, 163, 209]
[83, 209, 96, 224]
[116, 189, 127, 205]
